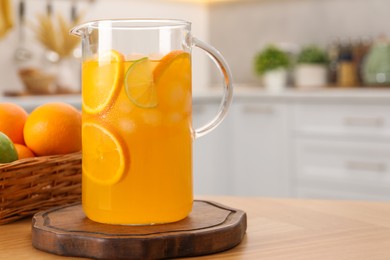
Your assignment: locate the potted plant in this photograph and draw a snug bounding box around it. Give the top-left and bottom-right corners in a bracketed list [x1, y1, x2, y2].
[254, 45, 290, 91]
[294, 45, 329, 89]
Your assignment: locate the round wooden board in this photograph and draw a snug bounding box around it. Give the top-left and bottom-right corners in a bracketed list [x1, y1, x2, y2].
[32, 200, 247, 259]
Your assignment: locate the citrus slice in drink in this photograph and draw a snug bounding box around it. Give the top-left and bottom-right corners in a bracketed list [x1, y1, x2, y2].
[153, 50, 191, 111]
[82, 50, 124, 114]
[82, 122, 128, 185]
[125, 57, 158, 108]
[153, 50, 190, 82]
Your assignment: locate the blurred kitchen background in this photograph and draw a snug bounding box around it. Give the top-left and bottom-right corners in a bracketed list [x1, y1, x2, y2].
[1, 0, 390, 200]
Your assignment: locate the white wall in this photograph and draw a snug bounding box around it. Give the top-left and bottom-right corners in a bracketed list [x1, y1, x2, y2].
[0, 0, 210, 94]
[4, 0, 388, 93]
[209, 0, 390, 84]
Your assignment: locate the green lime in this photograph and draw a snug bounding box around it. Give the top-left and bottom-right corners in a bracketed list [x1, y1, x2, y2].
[0, 131, 18, 163]
[124, 57, 158, 108]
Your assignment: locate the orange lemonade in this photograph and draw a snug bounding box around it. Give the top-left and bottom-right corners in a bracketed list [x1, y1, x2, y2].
[81, 50, 193, 224]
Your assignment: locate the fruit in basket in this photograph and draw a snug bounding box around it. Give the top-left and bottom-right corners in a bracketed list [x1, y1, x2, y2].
[0, 103, 28, 144]
[0, 131, 18, 163]
[14, 144, 35, 159]
[24, 102, 81, 156]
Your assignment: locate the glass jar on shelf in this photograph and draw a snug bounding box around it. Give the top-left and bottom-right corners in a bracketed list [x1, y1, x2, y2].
[362, 36, 390, 87]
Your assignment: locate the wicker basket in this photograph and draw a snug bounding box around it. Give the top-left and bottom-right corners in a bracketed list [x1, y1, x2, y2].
[19, 68, 57, 95]
[0, 152, 81, 225]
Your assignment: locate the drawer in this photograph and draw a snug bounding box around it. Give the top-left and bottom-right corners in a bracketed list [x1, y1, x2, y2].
[293, 104, 390, 140]
[293, 139, 390, 185]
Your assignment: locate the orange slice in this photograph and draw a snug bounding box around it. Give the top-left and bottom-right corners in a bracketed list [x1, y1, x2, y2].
[82, 50, 124, 114]
[153, 50, 191, 111]
[153, 50, 190, 82]
[124, 57, 158, 108]
[82, 122, 128, 185]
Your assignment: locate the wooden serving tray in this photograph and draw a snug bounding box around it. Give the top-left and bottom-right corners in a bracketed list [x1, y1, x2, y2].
[32, 200, 247, 259]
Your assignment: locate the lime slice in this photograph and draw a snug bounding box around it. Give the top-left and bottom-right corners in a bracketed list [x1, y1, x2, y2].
[82, 50, 124, 114]
[82, 123, 128, 185]
[124, 57, 158, 108]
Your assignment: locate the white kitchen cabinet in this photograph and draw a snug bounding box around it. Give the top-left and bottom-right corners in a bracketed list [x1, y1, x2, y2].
[294, 139, 390, 198]
[7, 88, 390, 200]
[230, 100, 291, 197]
[192, 99, 233, 195]
[196, 91, 390, 200]
[292, 103, 390, 200]
[192, 98, 292, 197]
[293, 103, 390, 141]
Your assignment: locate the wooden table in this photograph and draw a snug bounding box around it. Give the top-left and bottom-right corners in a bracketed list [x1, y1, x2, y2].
[2, 196, 390, 259]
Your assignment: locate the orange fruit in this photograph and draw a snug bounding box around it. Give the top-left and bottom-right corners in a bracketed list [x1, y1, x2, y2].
[14, 144, 35, 159]
[24, 102, 81, 156]
[82, 122, 128, 185]
[0, 103, 28, 144]
[82, 50, 124, 114]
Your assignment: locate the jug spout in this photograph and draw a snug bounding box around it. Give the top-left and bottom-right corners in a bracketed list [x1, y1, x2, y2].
[70, 21, 92, 37]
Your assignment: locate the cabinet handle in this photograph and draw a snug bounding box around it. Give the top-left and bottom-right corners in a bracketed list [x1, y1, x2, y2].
[343, 117, 384, 127]
[242, 105, 274, 114]
[346, 161, 387, 172]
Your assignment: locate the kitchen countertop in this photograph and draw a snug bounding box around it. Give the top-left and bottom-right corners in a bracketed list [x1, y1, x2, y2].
[2, 196, 390, 259]
[2, 86, 390, 109]
[0, 94, 82, 112]
[223, 85, 390, 104]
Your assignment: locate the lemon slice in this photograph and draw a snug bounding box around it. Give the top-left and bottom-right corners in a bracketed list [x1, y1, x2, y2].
[125, 57, 158, 108]
[82, 123, 128, 185]
[82, 50, 124, 114]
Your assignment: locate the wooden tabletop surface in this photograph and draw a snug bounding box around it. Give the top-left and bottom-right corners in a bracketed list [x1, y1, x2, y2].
[2, 196, 390, 259]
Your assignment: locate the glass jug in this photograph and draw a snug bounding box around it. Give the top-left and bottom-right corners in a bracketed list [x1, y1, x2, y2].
[71, 19, 233, 225]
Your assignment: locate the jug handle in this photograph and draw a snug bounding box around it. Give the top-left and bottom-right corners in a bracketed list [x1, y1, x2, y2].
[192, 37, 233, 139]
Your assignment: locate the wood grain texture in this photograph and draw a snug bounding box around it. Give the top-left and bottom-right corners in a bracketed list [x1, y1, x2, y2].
[2, 196, 390, 259]
[31, 200, 247, 259]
